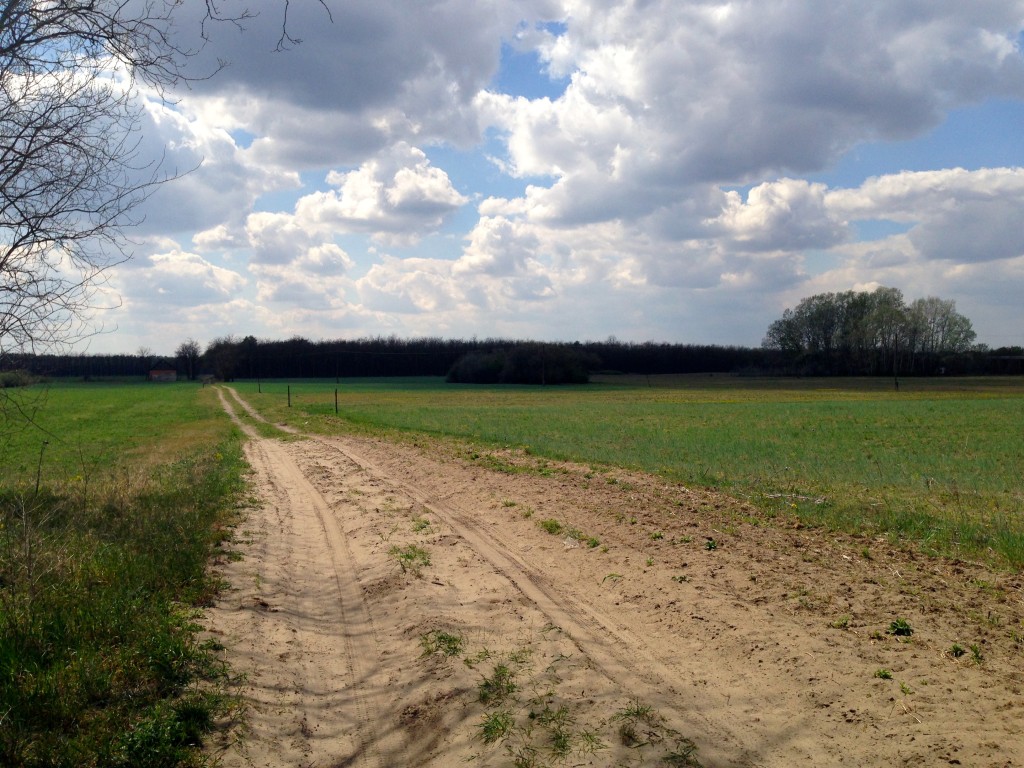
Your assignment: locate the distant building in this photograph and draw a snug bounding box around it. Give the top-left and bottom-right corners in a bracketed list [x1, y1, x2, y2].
[148, 369, 177, 382]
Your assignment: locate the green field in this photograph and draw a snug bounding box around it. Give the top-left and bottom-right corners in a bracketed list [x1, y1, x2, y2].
[1, 382, 242, 767]
[234, 375, 1024, 567]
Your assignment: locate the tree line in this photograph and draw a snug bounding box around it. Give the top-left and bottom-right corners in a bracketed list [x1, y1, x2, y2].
[5, 327, 1020, 383]
[761, 286, 993, 376]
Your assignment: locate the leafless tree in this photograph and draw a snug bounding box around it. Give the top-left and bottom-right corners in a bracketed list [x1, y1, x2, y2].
[0, 1, 328, 367]
[175, 337, 200, 381]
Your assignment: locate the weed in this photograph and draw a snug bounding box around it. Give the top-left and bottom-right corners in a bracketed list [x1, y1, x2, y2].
[539, 518, 563, 535]
[388, 543, 431, 575]
[464, 648, 493, 668]
[899, 681, 913, 695]
[502, 499, 518, 508]
[671, 574, 689, 583]
[887, 618, 913, 637]
[970, 644, 984, 664]
[578, 728, 607, 755]
[704, 538, 718, 551]
[420, 630, 465, 657]
[586, 536, 600, 548]
[521, 507, 535, 519]
[663, 738, 702, 766]
[829, 615, 851, 630]
[948, 643, 966, 658]
[411, 516, 431, 532]
[479, 663, 518, 705]
[646, 557, 655, 566]
[479, 710, 515, 744]
[549, 723, 573, 757]
[874, 668, 893, 679]
[651, 531, 665, 540]
[602, 572, 623, 584]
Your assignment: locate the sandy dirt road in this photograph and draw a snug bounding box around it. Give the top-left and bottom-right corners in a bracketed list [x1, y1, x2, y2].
[205, 387, 1023, 767]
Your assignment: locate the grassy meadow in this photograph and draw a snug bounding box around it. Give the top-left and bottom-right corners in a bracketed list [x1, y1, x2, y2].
[234, 375, 1024, 567]
[1, 381, 243, 767]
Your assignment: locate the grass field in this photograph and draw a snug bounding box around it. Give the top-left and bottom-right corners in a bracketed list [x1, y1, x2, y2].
[1, 382, 242, 767]
[232, 375, 1024, 567]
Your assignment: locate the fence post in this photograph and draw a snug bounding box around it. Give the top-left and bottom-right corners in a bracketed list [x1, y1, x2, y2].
[335, 388, 338, 414]
[287, 385, 291, 407]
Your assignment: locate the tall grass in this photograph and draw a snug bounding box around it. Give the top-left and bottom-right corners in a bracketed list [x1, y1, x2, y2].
[1, 383, 243, 767]
[234, 376, 1024, 567]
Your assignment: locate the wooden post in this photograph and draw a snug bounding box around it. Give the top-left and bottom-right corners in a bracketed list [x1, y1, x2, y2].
[335, 388, 338, 414]
[287, 385, 291, 407]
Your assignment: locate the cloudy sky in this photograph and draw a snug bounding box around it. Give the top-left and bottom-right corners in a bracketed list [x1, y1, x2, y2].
[99, 0, 1024, 354]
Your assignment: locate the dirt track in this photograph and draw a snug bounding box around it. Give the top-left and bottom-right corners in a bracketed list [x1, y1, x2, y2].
[205, 387, 1023, 767]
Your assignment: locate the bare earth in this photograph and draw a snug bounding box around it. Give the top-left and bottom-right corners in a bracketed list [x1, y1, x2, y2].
[205, 387, 1023, 767]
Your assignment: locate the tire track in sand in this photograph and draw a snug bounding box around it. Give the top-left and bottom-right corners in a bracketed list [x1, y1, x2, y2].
[214, 389, 397, 767]
[315, 434, 749, 767]
[220, 387, 749, 766]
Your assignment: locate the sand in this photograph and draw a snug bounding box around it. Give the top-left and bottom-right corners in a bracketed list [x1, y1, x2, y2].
[203, 386, 1023, 767]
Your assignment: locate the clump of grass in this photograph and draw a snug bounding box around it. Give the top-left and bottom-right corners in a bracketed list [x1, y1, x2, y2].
[420, 630, 465, 657]
[479, 710, 515, 743]
[970, 643, 984, 664]
[538, 518, 563, 535]
[478, 663, 518, 705]
[411, 516, 431, 532]
[829, 615, 851, 630]
[874, 668, 893, 679]
[389, 543, 431, 575]
[948, 643, 966, 658]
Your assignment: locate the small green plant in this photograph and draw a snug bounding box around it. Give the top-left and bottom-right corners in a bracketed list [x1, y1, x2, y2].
[502, 499, 517, 508]
[671, 574, 689, 583]
[602, 572, 623, 584]
[388, 543, 431, 575]
[887, 618, 913, 637]
[521, 506, 535, 519]
[479, 710, 515, 744]
[539, 518, 563, 535]
[586, 536, 600, 548]
[829, 615, 850, 630]
[420, 630, 465, 657]
[704, 538, 718, 551]
[663, 738, 701, 767]
[578, 728, 607, 755]
[645, 556, 655, 566]
[411, 516, 431, 532]
[651, 531, 665, 540]
[874, 668, 893, 679]
[479, 663, 518, 705]
[612, 698, 661, 746]
[948, 643, 966, 658]
[899, 681, 913, 695]
[970, 644, 984, 664]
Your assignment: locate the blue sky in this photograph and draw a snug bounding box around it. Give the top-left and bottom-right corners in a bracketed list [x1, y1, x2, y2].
[93, 0, 1024, 354]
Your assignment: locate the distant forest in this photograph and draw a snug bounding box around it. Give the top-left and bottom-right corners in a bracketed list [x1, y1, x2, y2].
[5, 333, 1022, 383]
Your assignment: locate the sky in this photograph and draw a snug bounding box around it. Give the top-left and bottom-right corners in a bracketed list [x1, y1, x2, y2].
[93, 0, 1024, 354]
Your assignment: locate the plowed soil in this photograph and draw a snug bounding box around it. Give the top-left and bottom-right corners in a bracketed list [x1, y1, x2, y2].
[204, 387, 1023, 767]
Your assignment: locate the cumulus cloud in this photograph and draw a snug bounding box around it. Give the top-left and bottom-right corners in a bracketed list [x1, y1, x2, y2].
[294, 143, 468, 244]
[481, 1, 1024, 226]
[119, 249, 247, 309]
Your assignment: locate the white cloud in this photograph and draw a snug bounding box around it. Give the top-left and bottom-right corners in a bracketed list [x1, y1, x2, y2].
[295, 143, 468, 244]
[119, 249, 247, 309]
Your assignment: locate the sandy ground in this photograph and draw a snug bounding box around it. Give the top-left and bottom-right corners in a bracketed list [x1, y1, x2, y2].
[204, 386, 1023, 767]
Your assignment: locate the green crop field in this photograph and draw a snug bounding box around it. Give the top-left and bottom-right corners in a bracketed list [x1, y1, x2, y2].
[233, 375, 1024, 567]
[1, 382, 243, 767]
